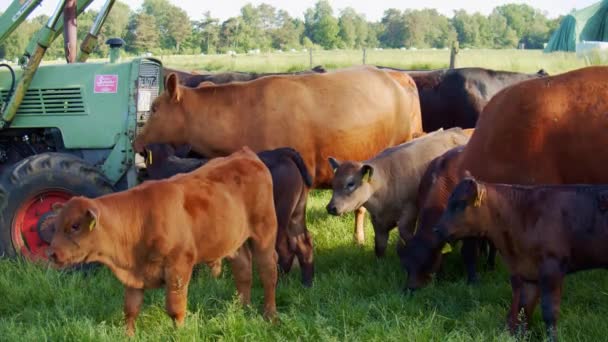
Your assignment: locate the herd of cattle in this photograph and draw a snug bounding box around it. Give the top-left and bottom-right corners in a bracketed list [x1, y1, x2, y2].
[44, 64, 607, 339]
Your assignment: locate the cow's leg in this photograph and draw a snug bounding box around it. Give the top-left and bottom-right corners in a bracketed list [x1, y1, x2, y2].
[208, 259, 222, 278]
[354, 207, 366, 245]
[228, 245, 253, 306]
[507, 275, 523, 334]
[124, 287, 144, 336]
[487, 240, 497, 271]
[287, 188, 314, 286]
[461, 238, 479, 284]
[293, 231, 314, 287]
[539, 259, 564, 342]
[519, 280, 540, 332]
[393, 204, 417, 257]
[251, 240, 278, 320]
[164, 262, 193, 328]
[276, 222, 296, 274]
[374, 227, 390, 258]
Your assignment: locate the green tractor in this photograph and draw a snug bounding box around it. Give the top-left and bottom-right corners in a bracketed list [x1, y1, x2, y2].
[0, 0, 162, 260]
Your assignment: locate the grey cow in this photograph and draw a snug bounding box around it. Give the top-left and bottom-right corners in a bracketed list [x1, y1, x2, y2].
[326, 127, 472, 257]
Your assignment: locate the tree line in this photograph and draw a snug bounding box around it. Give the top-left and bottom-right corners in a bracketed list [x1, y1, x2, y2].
[0, 0, 564, 60]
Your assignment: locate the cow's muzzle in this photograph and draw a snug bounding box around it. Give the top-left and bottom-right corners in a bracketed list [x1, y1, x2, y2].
[433, 225, 450, 242]
[326, 203, 339, 216]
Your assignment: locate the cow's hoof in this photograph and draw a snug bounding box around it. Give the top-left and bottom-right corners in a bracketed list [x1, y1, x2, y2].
[264, 311, 279, 324]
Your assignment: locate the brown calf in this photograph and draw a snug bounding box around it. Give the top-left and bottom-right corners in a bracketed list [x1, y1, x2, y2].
[398, 146, 496, 290]
[47, 147, 278, 336]
[142, 144, 315, 286]
[434, 176, 608, 341]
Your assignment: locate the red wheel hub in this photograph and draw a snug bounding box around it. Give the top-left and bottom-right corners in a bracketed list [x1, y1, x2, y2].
[12, 190, 73, 261]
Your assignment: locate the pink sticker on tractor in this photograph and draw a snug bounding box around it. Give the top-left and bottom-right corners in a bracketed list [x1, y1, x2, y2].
[94, 75, 118, 93]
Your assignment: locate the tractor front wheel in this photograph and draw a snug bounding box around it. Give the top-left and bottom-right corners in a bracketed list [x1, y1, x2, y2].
[0, 153, 114, 261]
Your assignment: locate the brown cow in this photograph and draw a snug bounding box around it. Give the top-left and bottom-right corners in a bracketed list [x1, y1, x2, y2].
[398, 146, 496, 290]
[434, 177, 608, 341]
[461, 66, 608, 184]
[142, 143, 315, 286]
[47, 147, 278, 336]
[134, 65, 423, 245]
[407, 66, 608, 289]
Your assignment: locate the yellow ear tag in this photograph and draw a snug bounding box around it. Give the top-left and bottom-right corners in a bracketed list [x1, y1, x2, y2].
[89, 219, 96, 231]
[441, 243, 453, 254]
[362, 169, 372, 183]
[474, 186, 486, 208]
[147, 150, 153, 165]
[332, 167, 337, 173]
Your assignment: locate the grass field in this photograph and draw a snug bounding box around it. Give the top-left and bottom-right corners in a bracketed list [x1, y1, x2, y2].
[2, 192, 608, 341]
[155, 48, 592, 75]
[2, 50, 607, 341]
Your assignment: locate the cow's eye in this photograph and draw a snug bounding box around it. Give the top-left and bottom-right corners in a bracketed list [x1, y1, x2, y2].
[346, 181, 356, 190]
[70, 223, 80, 233]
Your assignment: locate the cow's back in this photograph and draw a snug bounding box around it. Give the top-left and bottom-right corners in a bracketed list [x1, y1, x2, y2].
[170, 149, 275, 261]
[410, 68, 543, 132]
[462, 66, 608, 184]
[370, 128, 470, 205]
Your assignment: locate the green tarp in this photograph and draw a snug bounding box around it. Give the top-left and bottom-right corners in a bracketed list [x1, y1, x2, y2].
[545, 0, 608, 52]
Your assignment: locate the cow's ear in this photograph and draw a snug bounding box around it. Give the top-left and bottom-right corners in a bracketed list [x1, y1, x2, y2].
[165, 73, 182, 103]
[86, 206, 100, 231]
[51, 202, 65, 212]
[463, 169, 474, 180]
[328, 157, 340, 173]
[361, 164, 374, 183]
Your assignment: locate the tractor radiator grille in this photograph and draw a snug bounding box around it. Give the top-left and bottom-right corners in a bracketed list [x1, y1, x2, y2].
[1, 88, 85, 115]
[136, 62, 161, 135]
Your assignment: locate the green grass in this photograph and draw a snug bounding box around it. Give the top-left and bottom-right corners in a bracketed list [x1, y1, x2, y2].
[2, 191, 608, 341]
[153, 49, 593, 75]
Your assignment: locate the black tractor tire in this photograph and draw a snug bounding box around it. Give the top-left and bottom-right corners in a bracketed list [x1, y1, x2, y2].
[0, 152, 114, 259]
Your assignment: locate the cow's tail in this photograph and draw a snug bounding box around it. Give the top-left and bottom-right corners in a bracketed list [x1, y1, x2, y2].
[276, 148, 313, 187]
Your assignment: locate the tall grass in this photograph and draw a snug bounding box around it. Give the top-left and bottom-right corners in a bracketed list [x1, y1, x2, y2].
[2, 191, 608, 341]
[156, 49, 592, 75]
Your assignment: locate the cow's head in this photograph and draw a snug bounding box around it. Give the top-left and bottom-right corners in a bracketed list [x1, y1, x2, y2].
[133, 73, 188, 153]
[398, 232, 446, 292]
[47, 197, 102, 268]
[433, 173, 485, 242]
[143, 143, 176, 168]
[326, 157, 375, 215]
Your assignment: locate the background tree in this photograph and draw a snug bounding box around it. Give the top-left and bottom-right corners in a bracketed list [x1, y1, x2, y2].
[271, 10, 304, 50]
[486, 11, 519, 48]
[196, 11, 220, 54]
[0, 1, 568, 59]
[305, 1, 341, 49]
[165, 5, 191, 52]
[219, 17, 242, 52]
[125, 12, 159, 53]
[495, 4, 550, 48]
[452, 10, 485, 48]
[379, 9, 405, 48]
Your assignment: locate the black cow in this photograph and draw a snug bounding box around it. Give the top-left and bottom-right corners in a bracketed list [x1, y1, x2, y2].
[377, 66, 548, 132]
[163, 66, 327, 88]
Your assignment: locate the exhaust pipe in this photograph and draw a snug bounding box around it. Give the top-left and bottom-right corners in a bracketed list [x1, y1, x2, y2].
[63, 0, 77, 63]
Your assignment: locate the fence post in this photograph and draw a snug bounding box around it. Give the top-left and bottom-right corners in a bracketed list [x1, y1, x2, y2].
[309, 48, 313, 68]
[449, 41, 459, 69]
[362, 48, 366, 64]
